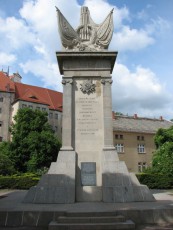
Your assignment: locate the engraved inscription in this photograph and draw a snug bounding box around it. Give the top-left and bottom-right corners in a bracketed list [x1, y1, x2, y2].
[76, 97, 99, 136]
[81, 162, 96, 186]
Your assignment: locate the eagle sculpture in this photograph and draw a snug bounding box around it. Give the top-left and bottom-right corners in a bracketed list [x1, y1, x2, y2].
[56, 6, 114, 51]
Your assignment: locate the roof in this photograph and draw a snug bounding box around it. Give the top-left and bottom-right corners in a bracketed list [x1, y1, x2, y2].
[14, 83, 62, 111]
[0, 71, 62, 111]
[113, 115, 173, 134]
[0, 72, 15, 92]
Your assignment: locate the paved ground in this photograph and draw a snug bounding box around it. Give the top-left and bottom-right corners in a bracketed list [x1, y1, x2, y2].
[0, 189, 173, 230]
[0, 189, 173, 211]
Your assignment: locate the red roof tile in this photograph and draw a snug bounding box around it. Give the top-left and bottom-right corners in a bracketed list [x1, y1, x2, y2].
[0, 72, 15, 92]
[15, 83, 62, 111]
[0, 71, 62, 111]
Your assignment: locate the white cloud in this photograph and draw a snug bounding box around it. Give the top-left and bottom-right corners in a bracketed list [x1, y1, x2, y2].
[112, 63, 173, 118]
[145, 17, 171, 36]
[0, 52, 16, 65]
[84, 0, 129, 28]
[0, 16, 36, 51]
[20, 59, 62, 92]
[110, 26, 154, 51]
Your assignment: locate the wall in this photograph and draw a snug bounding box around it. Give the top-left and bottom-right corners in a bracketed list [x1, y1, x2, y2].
[0, 91, 15, 141]
[113, 131, 156, 172]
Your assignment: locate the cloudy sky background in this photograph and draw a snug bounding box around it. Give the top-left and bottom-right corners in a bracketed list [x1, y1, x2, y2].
[0, 0, 173, 119]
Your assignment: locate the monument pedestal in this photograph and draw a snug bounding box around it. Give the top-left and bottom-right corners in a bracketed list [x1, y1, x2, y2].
[24, 52, 155, 203]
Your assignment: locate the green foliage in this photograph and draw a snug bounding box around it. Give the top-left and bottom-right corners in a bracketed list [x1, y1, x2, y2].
[136, 173, 172, 189]
[151, 126, 173, 177]
[0, 173, 40, 189]
[0, 142, 16, 175]
[154, 126, 173, 149]
[7, 107, 61, 173]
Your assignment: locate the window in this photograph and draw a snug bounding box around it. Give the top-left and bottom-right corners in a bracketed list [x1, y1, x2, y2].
[115, 143, 124, 153]
[42, 108, 46, 111]
[138, 162, 147, 172]
[138, 144, 145, 153]
[22, 104, 27, 108]
[0, 136, 2, 142]
[55, 113, 58, 119]
[0, 121, 2, 127]
[115, 134, 123, 139]
[0, 97, 3, 102]
[137, 136, 144, 141]
[28, 105, 33, 109]
[49, 112, 53, 119]
[0, 108, 1, 113]
[55, 126, 58, 132]
[36, 107, 40, 110]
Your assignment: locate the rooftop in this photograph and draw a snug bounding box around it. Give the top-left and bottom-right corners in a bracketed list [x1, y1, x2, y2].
[113, 114, 173, 134]
[0, 71, 62, 111]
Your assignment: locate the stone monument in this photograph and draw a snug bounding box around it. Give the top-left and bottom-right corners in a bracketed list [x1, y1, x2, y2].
[24, 6, 155, 203]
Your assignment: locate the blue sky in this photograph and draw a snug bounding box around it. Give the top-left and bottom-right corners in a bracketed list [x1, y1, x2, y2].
[0, 0, 173, 120]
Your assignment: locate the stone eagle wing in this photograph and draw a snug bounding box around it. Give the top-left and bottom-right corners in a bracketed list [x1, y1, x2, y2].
[56, 7, 80, 49]
[96, 9, 114, 49]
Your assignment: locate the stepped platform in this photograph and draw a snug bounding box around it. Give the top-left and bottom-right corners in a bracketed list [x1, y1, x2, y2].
[0, 190, 173, 229]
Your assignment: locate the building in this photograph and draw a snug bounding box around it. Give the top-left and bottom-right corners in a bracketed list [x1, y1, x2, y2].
[113, 113, 173, 173]
[1, 71, 173, 173]
[0, 71, 62, 142]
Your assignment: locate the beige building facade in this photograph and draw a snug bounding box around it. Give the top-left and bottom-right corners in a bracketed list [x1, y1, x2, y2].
[113, 114, 173, 173]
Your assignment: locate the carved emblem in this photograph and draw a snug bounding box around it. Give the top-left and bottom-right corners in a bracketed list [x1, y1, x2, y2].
[62, 79, 73, 85]
[55, 6, 114, 51]
[101, 79, 113, 84]
[80, 80, 96, 94]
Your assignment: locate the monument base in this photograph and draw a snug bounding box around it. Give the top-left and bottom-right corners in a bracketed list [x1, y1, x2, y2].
[23, 150, 76, 204]
[102, 149, 155, 202]
[76, 186, 102, 202]
[24, 149, 155, 203]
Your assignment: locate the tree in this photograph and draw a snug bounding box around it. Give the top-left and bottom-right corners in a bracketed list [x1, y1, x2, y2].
[8, 108, 61, 172]
[0, 142, 16, 175]
[151, 126, 173, 177]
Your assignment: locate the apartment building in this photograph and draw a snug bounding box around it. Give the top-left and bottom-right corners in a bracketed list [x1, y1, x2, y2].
[113, 113, 173, 173]
[0, 71, 62, 142]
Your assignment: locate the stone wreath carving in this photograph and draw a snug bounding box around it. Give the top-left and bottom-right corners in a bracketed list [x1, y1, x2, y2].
[80, 80, 96, 94]
[55, 6, 114, 51]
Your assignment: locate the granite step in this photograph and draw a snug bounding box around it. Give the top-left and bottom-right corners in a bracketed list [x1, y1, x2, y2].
[57, 215, 125, 223]
[49, 220, 135, 230]
[48, 215, 135, 230]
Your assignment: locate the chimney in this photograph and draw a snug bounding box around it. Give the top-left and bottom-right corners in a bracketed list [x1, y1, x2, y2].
[112, 111, 115, 119]
[160, 116, 163, 121]
[134, 114, 138, 119]
[12, 72, 22, 83]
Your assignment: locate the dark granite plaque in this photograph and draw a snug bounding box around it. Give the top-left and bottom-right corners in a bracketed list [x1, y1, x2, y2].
[81, 162, 96, 186]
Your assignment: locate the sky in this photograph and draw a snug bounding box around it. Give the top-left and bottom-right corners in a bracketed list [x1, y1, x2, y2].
[0, 0, 173, 120]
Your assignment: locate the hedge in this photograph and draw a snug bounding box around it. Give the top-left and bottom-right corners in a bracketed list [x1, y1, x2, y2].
[136, 173, 173, 189]
[0, 173, 172, 190]
[0, 173, 40, 189]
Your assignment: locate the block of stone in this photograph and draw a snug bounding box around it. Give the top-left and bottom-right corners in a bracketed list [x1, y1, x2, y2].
[22, 211, 40, 226]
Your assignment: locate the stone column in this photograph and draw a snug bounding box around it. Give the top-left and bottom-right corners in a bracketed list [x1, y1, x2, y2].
[101, 78, 114, 149]
[61, 78, 73, 151]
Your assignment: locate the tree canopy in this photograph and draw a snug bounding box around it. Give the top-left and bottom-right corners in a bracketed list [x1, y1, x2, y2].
[151, 125, 173, 177]
[4, 108, 61, 173]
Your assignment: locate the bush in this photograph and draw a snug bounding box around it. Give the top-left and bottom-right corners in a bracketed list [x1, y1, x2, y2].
[136, 173, 173, 189]
[0, 142, 16, 175]
[0, 173, 40, 189]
